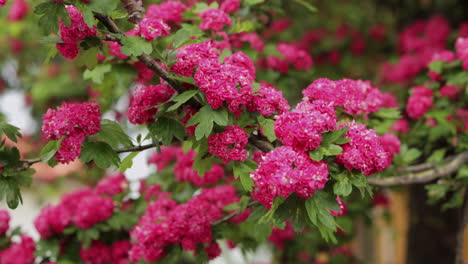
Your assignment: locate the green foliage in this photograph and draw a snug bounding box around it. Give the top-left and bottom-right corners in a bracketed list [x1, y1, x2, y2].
[39, 139, 63, 162]
[167, 90, 199, 111]
[187, 105, 229, 140]
[120, 36, 153, 57]
[309, 127, 350, 161]
[232, 160, 257, 191]
[119, 151, 140, 173]
[83, 64, 112, 84]
[371, 107, 401, 120]
[304, 191, 339, 242]
[0, 122, 21, 143]
[80, 142, 121, 169]
[148, 117, 185, 146]
[92, 120, 133, 149]
[257, 116, 277, 142]
[34, 1, 70, 33]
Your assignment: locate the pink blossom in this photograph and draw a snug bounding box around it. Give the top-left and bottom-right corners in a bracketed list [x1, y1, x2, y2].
[205, 242, 222, 260]
[230, 32, 265, 52]
[440, 85, 460, 99]
[456, 37, 468, 70]
[74, 194, 114, 229]
[0, 210, 10, 235]
[208, 125, 249, 163]
[171, 41, 220, 77]
[148, 146, 183, 171]
[268, 221, 295, 249]
[146, 0, 187, 25]
[0, 235, 35, 264]
[335, 122, 391, 176]
[42, 101, 101, 163]
[138, 17, 171, 41]
[248, 82, 289, 116]
[95, 173, 128, 196]
[80, 241, 112, 264]
[0, 0, 8, 7]
[251, 146, 329, 208]
[406, 86, 433, 120]
[330, 197, 347, 216]
[126, 84, 175, 124]
[275, 100, 336, 151]
[174, 150, 225, 186]
[220, 0, 240, 13]
[277, 43, 313, 70]
[34, 204, 71, 238]
[199, 8, 232, 31]
[7, 0, 28, 22]
[390, 118, 410, 133]
[379, 133, 401, 159]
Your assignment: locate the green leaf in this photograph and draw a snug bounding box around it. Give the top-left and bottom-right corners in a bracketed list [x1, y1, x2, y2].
[229, 20, 256, 34]
[88, 0, 118, 14]
[425, 183, 449, 202]
[304, 191, 338, 241]
[0, 123, 21, 143]
[309, 148, 324, 161]
[80, 142, 121, 169]
[428, 60, 445, 73]
[257, 116, 277, 142]
[119, 151, 139, 173]
[39, 139, 63, 162]
[211, 108, 229, 126]
[92, 120, 133, 149]
[83, 64, 112, 84]
[35, 1, 70, 33]
[187, 105, 217, 140]
[321, 127, 349, 145]
[240, 173, 255, 192]
[120, 36, 153, 57]
[172, 29, 192, 49]
[442, 188, 465, 210]
[243, 0, 265, 6]
[333, 176, 352, 196]
[148, 117, 185, 145]
[167, 90, 199, 111]
[427, 149, 447, 163]
[193, 155, 214, 176]
[372, 108, 401, 120]
[291, 0, 317, 13]
[166, 75, 195, 85]
[322, 144, 343, 156]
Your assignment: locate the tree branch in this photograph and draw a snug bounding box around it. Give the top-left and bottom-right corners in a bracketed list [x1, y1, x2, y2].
[120, 0, 144, 24]
[368, 151, 468, 187]
[212, 201, 259, 225]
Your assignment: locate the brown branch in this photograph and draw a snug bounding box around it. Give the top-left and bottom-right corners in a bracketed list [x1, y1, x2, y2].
[120, 0, 145, 24]
[212, 201, 259, 225]
[455, 190, 468, 264]
[368, 151, 468, 187]
[249, 137, 274, 153]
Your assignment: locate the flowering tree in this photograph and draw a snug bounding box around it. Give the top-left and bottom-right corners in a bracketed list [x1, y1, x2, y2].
[0, 0, 467, 263]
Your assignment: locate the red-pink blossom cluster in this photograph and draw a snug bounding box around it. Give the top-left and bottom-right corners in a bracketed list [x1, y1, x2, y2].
[56, 6, 97, 59]
[148, 146, 183, 171]
[220, 0, 240, 13]
[248, 82, 290, 116]
[274, 100, 336, 151]
[262, 43, 313, 73]
[171, 41, 220, 77]
[382, 16, 451, 83]
[0, 210, 9, 235]
[41, 101, 101, 163]
[133, 17, 171, 41]
[335, 122, 392, 176]
[95, 173, 129, 197]
[303, 78, 389, 116]
[194, 53, 255, 116]
[456, 37, 468, 70]
[379, 133, 401, 160]
[146, 0, 187, 25]
[129, 186, 240, 262]
[330, 197, 347, 217]
[80, 240, 131, 264]
[174, 150, 225, 186]
[198, 8, 232, 31]
[0, 0, 8, 7]
[126, 84, 175, 124]
[406, 85, 433, 120]
[268, 221, 295, 249]
[34, 187, 116, 238]
[208, 125, 249, 163]
[7, 0, 28, 22]
[230, 32, 265, 52]
[390, 118, 410, 133]
[428, 50, 455, 80]
[0, 235, 35, 264]
[251, 146, 329, 208]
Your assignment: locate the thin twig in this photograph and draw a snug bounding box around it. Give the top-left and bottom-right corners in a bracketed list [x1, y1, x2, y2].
[212, 201, 259, 225]
[120, 0, 145, 24]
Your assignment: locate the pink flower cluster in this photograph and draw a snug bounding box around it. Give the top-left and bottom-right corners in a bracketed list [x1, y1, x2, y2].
[129, 186, 240, 262]
[428, 50, 455, 80]
[194, 53, 255, 116]
[268, 221, 295, 249]
[80, 240, 131, 264]
[95, 173, 129, 197]
[303, 78, 389, 116]
[0, 235, 35, 264]
[456, 37, 468, 70]
[41, 101, 101, 163]
[174, 150, 225, 186]
[274, 100, 336, 151]
[171, 41, 220, 77]
[198, 8, 232, 31]
[34, 186, 116, 238]
[208, 125, 249, 163]
[330, 197, 347, 217]
[148, 146, 183, 172]
[220, 0, 240, 13]
[390, 118, 410, 133]
[126, 84, 175, 124]
[56, 6, 97, 59]
[0, 209, 9, 235]
[146, 0, 187, 25]
[0, 0, 8, 7]
[247, 82, 290, 116]
[262, 43, 313, 73]
[335, 122, 392, 176]
[406, 85, 433, 120]
[230, 32, 265, 52]
[251, 146, 329, 208]
[379, 133, 401, 160]
[7, 0, 28, 22]
[131, 17, 171, 41]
